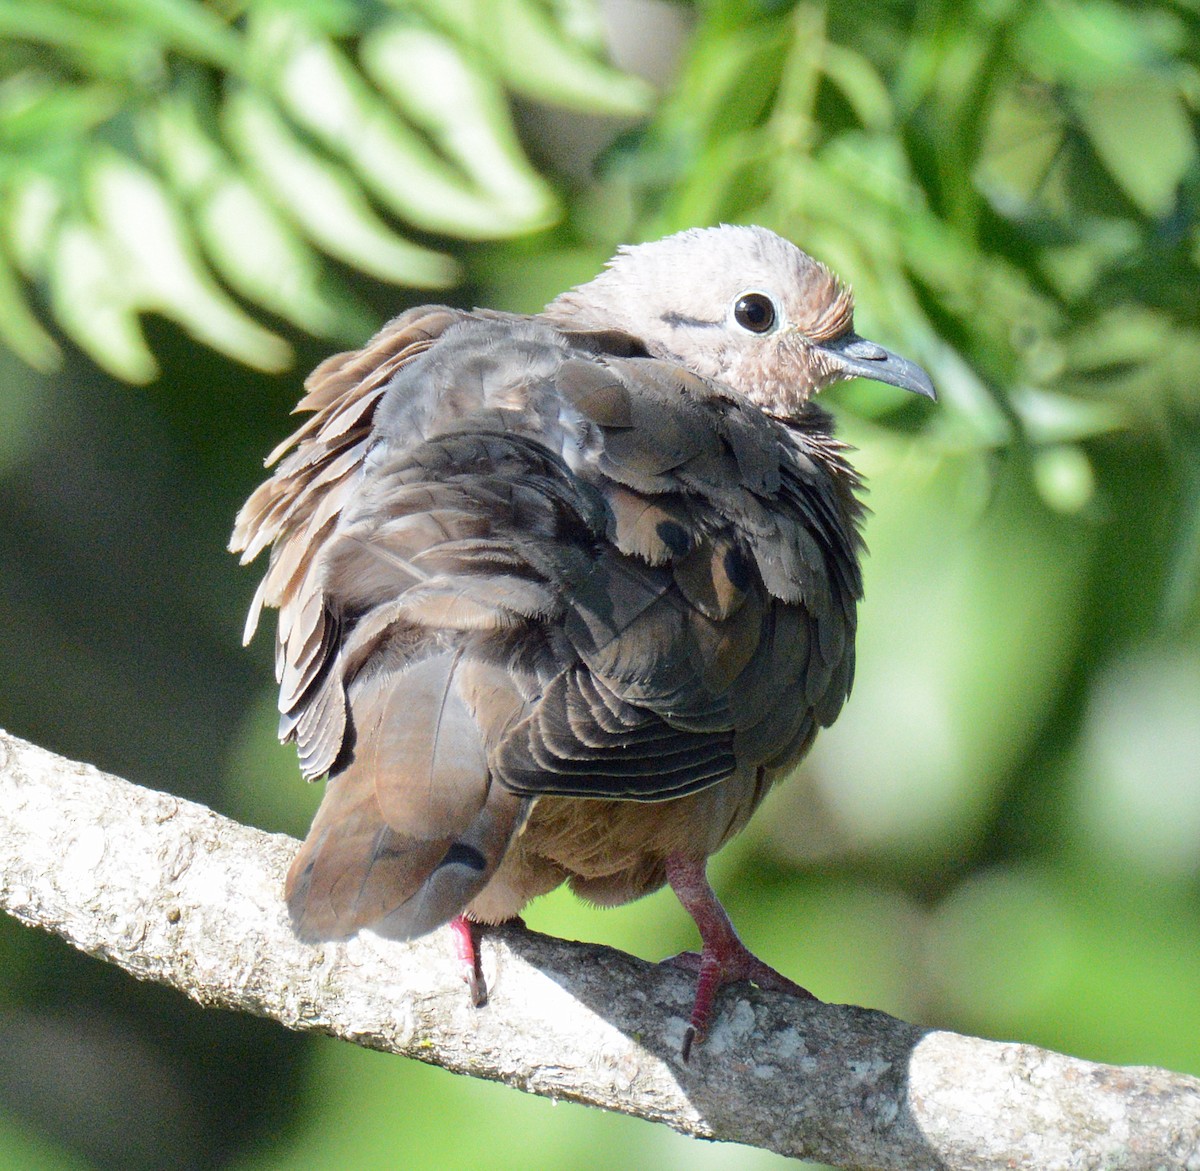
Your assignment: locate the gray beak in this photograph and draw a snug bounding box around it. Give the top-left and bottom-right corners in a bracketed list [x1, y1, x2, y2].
[817, 332, 936, 400]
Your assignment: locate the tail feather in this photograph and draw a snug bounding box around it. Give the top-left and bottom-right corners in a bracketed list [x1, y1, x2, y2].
[375, 786, 528, 940]
[284, 650, 531, 941]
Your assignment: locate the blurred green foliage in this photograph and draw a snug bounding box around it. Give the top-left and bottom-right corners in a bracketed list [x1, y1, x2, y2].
[0, 0, 1198, 1168]
[0, 0, 649, 380]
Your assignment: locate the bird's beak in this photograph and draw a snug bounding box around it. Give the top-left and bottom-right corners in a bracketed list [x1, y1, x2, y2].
[816, 332, 936, 400]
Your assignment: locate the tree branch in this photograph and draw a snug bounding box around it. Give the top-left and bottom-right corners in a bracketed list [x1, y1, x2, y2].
[0, 728, 1197, 1170]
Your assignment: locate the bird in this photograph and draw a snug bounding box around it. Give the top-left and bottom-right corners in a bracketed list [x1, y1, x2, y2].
[230, 224, 934, 1057]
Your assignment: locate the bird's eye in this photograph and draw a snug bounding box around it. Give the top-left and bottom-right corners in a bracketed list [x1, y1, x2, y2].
[733, 293, 777, 334]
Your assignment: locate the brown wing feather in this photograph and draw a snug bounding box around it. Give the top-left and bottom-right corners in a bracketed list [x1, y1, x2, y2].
[239, 309, 864, 941]
[230, 307, 468, 778]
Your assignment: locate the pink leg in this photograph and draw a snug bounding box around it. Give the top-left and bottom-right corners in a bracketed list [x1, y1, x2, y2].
[664, 854, 814, 1060]
[450, 915, 487, 1006]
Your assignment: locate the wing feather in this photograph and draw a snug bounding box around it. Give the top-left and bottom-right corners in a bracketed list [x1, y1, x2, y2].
[240, 308, 865, 943]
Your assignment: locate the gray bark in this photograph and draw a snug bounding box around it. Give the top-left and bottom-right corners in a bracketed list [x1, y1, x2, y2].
[0, 727, 1197, 1170]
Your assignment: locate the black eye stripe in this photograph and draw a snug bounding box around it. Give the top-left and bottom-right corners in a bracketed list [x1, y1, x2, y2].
[733, 293, 776, 333]
[660, 311, 721, 329]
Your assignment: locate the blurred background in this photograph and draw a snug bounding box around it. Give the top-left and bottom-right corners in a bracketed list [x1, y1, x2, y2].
[0, 0, 1198, 1167]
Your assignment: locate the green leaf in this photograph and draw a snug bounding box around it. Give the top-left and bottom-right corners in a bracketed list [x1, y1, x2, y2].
[0, 244, 59, 371]
[65, 0, 245, 74]
[250, 10, 553, 238]
[659, 17, 791, 152]
[1011, 385, 1123, 444]
[222, 88, 459, 288]
[0, 0, 140, 78]
[0, 75, 122, 154]
[1018, 0, 1183, 87]
[5, 172, 63, 276]
[87, 149, 293, 371]
[821, 43, 893, 132]
[361, 21, 559, 227]
[975, 82, 1066, 213]
[151, 100, 371, 340]
[411, 0, 655, 116]
[49, 219, 157, 383]
[1078, 83, 1197, 217]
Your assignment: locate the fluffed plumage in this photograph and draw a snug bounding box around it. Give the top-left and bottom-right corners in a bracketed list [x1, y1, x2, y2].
[231, 224, 934, 1053]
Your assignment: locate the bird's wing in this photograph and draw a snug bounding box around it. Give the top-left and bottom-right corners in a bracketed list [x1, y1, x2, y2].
[493, 350, 863, 799]
[236, 313, 861, 939]
[230, 305, 469, 779]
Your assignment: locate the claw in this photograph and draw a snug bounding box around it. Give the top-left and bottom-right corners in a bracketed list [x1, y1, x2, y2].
[664, 854, 815, 1060]
[450, 914, 487, 1006]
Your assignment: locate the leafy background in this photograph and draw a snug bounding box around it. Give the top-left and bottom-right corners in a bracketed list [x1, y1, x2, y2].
[1, 0, 1198, 1168]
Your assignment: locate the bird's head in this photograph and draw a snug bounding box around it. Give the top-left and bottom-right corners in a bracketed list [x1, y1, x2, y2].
[544, 224, 935, 418]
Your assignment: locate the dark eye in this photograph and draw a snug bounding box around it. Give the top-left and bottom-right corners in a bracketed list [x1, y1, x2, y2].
[733, 293, 776, 334]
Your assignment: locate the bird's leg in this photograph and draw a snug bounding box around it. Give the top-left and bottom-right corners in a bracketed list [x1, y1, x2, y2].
[449, 914, 487, 1006]
[663, 853, 815, 1060]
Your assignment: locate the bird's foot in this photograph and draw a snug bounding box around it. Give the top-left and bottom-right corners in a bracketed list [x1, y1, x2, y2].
[664, 854, 815, 1061]
[449, 914, 487, 1006]
[449, 915, 528, 1007]
[664, 944, 814, 1060]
